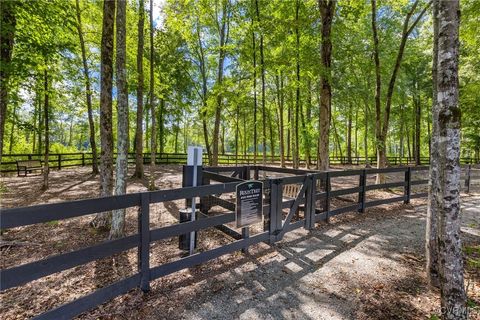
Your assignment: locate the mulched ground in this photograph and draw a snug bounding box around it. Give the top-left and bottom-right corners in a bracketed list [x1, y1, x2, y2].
[0, 165, 478, 319]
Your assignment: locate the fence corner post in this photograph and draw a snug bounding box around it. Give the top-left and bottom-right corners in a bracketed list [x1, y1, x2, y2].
[269, 178, 282, 243]
[138, 192, 151, 293]
[358, 169, 366, 213]
[465, 164, 471, 194]
[404, 167, 412, 204]
[305, 174, 315, 230]
[58, 154, 62, 170]
[325, 172, 331, 223]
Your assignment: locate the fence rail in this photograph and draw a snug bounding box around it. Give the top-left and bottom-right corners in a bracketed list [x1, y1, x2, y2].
[0, 164, 478, 319]
[2, 152, 479, 173]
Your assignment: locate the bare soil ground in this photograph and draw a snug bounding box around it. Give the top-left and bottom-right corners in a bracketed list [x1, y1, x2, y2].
[0, 165, 479, 320]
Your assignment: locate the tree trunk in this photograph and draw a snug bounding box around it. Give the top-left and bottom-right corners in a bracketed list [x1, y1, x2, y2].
[91, 0, 115, 229]
[195, 23, 212, 164]
[414, 92, 421, 165]
[133, 0, 145, 178]
[268, 110, 275, 162]
[275, 72, 285, 168]
[75, 0, 98, 174]
[159, 98, 165, 154]
[254, 0, 266, 165]
[428, 0, 466, 318]
[293, 0, 300, 169]
[399, 108, 405, 165]
[8, 104, 15, 153]
[252, 17, 258, 164]
[317, 0, 335, 171]
[426, 0, 440, 289]
[347, 103, 352, 164]
[211, 0, 230, 167]
[32, 94, 38, 153]
[287, 93, 291, 160]
[364, 100, 369, 166]
[42, 69, 50, 190]
[149, 0, 156, 190]
[110, 0, 128, 239]
[0, 1, 16, 163]
[276, 72, 285, 168]
[332, 114, 343, 160]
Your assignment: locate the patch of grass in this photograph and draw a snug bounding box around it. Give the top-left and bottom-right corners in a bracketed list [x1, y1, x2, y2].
[428, 314, 440, 320]
[0, 182, 8, 193]
[467, 298, 478, 309]
[46, 220, 59, 227]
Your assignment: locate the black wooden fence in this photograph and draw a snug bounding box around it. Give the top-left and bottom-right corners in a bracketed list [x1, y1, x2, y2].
[2, 152, 479, 173]
[0, 165, 477, 319]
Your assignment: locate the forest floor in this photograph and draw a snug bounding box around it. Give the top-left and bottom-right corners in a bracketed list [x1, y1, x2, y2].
[0, 165, 479, 320]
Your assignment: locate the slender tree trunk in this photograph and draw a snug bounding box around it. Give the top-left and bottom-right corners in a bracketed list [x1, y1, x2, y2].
[91, 0, 115, 229]
[287, 93, 291, 160]
[110, 0, 128, 239]
[317, 0, 335, 171]
[364, 101, 369, 166]
[371, 0, 383, 180]
[354, 105, 358, 160]
[133, 0, 145, 178]
[193, 19, 211, 164]
[175, 120, 179, 154]
[68, 119, 74, 147]
[159, 98, 165, 154]
[268, 110, 274, 162]
[38, 89, 43, 154]
[347, 103, 352, 164]
[426, 0, 440, 289]
[293, 0, 301, 169]
[254, 0, 266, 165]
[32, 95, 38, 153]
[415, 92, 421, 165]
[0, 1, 15, 163]
[8, 104, 15, 153]
[75, 0, 99, 174]
[42, 69, 50, 190]
[235, 104, 239, 163]
[332, 114, 343, 160]
[252, 18, 258, 164]
[276, 73, 285, 168]
[148, 0, 156, 190]
[428, 1, 466, 318]
[212, 0, 230, 167]
[399, 109, 404, 165]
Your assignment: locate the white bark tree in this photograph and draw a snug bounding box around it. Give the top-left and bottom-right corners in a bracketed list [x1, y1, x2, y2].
[427, 0, 466, 319]
[91, 0, 115, 229]
[110, 0, 128, 239]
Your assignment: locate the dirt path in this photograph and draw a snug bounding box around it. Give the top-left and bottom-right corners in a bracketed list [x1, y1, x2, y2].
[177, 195, 479, 320]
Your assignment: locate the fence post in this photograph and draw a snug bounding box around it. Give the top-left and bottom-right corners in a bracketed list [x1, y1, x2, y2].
[82, 153, 85, 166]
[269, 178, 283, 243]
[241, 227, 250, 254]
[358, 169, 366, 213]
[404, 167, 411, 204]
[325, 172, 331, 223]
[58, 154, 62, 170]
[465, 164, 471, 194]
[305, 174, 315, 230]
[138, 192, 151, 292]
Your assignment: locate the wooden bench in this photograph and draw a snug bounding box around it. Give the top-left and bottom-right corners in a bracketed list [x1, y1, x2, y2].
[283, 184, 304, 218]
[16, 160, 43, 177]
